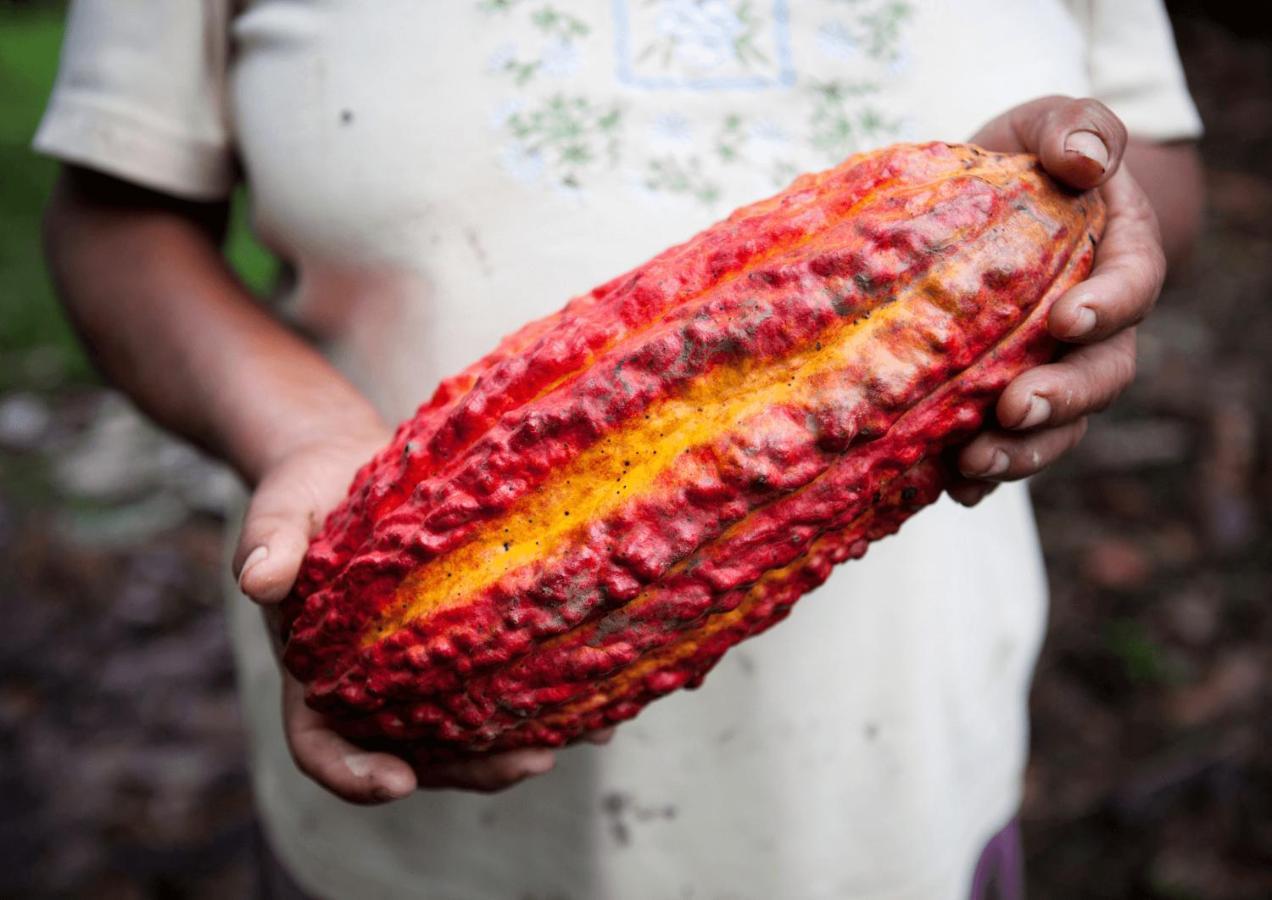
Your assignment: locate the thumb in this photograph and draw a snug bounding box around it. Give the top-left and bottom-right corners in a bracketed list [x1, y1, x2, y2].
[972, 96, 1128, 191]
[233, 471, 322, 604]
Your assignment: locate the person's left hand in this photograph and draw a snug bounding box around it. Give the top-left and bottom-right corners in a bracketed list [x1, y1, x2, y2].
[234, 428, 614, 802]
[948, 95, 1166, 505]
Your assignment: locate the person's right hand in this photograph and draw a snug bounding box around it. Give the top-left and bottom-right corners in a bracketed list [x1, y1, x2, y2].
[231, 425, 585, 803]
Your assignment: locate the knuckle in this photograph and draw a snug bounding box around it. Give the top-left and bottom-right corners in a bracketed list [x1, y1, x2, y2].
[1058, 381, 1083, 417]
[1123, 201, 1166, 257]
[1088, 396, 1115, 415]
[291, 749, 324, 785]
[1107, 256, 1163, 324]
[1125, 249, 1164, 293]
[1070, 98, 1105, 129]
[1137, 238, 1167, 290]
[1080, 98, 1127, 144]
[1074, 97, 1107, 120]
[1017, 441, 1049, 477]
[1117, 347, 1138, 388]
[1041, 103, 1065, 134]
[1150, 247, 1167, 292]
[1103, 335, 1138, 394]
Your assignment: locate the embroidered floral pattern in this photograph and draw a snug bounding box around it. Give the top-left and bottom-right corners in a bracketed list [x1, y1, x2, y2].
[855, 0, 912, 63]
[479, 0, 913, 203]
[807, 79, 901, 161]
[805, 0, 912, 161]
[615, 0, 795, 89]
[501, 94, 624, 191]
[639, 1, 765, 72]
[485, 4, 590, 85]
[643, 155, 722, 205]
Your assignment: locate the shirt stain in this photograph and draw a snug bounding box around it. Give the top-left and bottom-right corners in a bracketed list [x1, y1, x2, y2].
[601, 791, 678, 848]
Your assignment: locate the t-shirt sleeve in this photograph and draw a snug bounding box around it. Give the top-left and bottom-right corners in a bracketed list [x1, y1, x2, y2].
[1069, 0, 1204, 142]
[32, 0, 235, 200]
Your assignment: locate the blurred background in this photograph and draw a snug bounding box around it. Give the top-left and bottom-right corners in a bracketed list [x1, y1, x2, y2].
[1, 2, 1268, 897]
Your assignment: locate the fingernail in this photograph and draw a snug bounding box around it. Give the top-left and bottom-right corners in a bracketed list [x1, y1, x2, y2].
[589, 728, 616, 744]
[523, 752, 556, 776]
[380, 769, 415, 798]
[1016, 394, 1051, 430]
[956, 484, 992, 507]
[1064, 131, 1109, 172]
[974, 449, 1009, 478]
[238, 545, 269, 589]
[1065, 305, 1098, 338]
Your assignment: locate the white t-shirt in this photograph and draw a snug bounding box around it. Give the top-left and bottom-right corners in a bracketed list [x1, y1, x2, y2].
[36, 2, 1200, 898]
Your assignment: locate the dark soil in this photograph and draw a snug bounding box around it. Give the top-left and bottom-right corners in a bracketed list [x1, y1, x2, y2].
[1020, 11, 1272, 898]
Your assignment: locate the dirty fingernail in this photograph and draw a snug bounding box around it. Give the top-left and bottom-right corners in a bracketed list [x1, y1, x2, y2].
[1016, 395, 1051, 429]
[1064, 131, 1109, 171]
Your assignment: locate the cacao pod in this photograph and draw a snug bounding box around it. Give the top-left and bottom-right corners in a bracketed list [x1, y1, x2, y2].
[281, 142, 1105, 761]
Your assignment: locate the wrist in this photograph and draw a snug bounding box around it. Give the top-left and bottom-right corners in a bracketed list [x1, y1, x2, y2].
[258, 402, 389, 476]
[218, 373, 390, 485]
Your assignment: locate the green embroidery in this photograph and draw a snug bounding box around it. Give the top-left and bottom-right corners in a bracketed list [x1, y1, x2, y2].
[859, 1, 911, 61]
[485, 4, 590, 86]
[530, 5, 590, 40]
[808, 80, 900, 160]
[826, 0, 912, 61]
[644, 155, 722, 206]
[501, 58, 541, 86]
[482, 0, 915, 203]
[505, 94, 624, 189]
[653, 110, 800, 198]
[805, 0, 913, 163]
[714, 113, 747, 164]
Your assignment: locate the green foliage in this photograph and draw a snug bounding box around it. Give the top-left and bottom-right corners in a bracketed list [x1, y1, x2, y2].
[225, 187, 279, 296]
[0, 3, 88, 387]
[0, 3, 278, 390]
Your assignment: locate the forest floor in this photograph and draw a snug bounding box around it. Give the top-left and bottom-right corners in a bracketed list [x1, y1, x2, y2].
[1, 5, 1268, 899]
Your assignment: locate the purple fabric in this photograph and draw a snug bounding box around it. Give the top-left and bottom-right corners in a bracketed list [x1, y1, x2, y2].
[969, 817, 1026, 900]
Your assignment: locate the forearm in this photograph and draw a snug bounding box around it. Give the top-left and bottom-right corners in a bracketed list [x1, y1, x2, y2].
[1122, 138, 1204, 274]
[42, 167, 383, 484]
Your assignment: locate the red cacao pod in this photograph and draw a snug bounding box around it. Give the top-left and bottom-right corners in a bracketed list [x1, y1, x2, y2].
[281, 142, 1105, 761]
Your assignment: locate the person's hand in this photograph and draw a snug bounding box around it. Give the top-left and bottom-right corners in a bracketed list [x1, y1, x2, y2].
[232, 426, 606, 802]
[947, 96, 1164, 506]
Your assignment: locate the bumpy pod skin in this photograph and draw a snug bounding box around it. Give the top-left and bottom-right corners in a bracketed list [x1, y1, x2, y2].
[281, 142, 1105, 761]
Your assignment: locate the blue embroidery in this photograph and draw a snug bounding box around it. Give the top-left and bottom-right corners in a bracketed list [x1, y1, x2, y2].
[612, 0, 796, 91]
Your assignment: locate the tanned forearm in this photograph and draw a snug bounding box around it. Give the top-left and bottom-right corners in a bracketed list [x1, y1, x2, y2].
[42, 166, 384, 485]
[1123, 138, 1205, 274]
